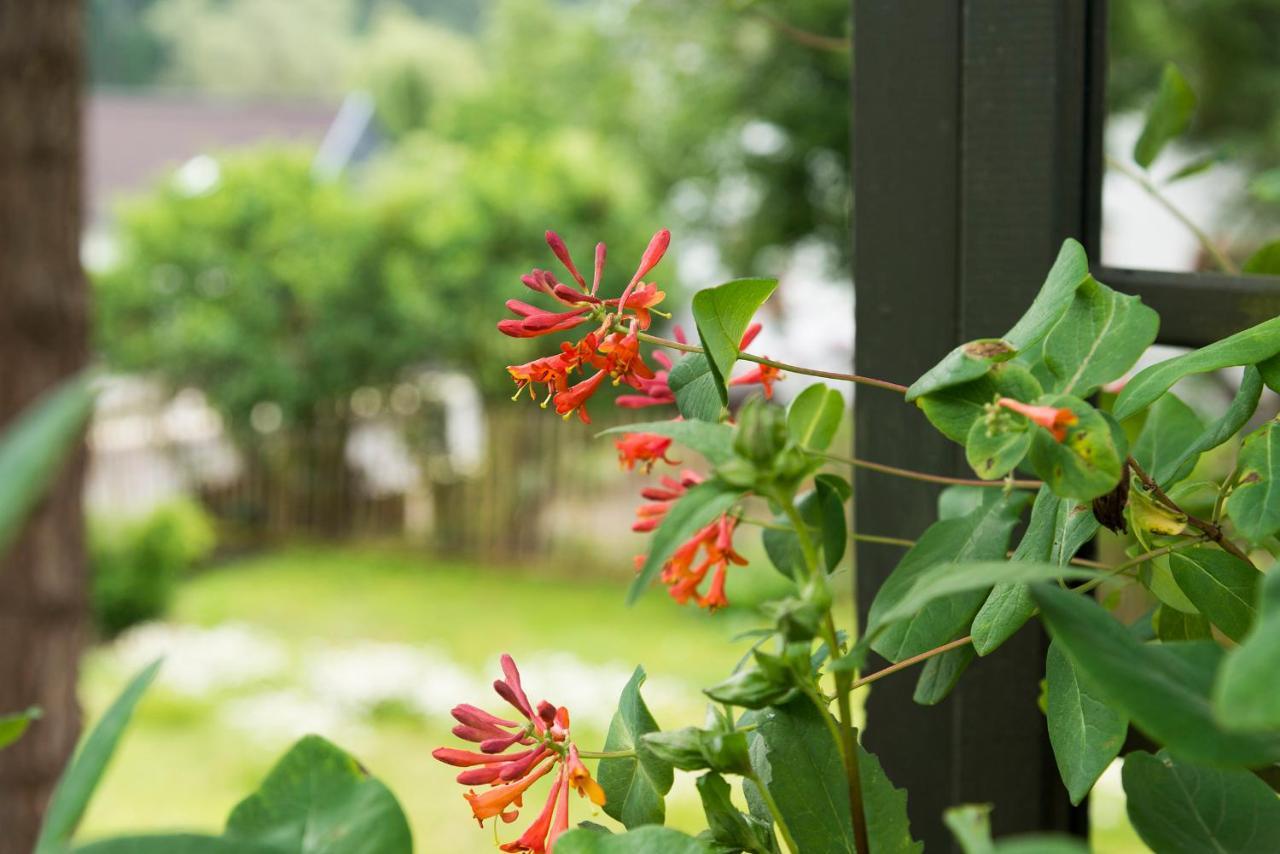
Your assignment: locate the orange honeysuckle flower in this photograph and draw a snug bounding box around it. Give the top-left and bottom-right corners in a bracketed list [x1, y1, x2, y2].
[435, 655, 606, 852]
[997, 397, 1078, 442]
[729, 362, 783, 399]
[554, 370, 608, 423]
[615, 432, 677, 473]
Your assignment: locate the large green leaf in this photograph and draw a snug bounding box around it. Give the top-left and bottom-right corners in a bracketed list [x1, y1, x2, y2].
[598, 667, 673, 829]
[964, 416, 1032, 481]
[691, 278, 778, 403]
[1123, 750, 1280, 853]
[1169, 547, 1259, 643]
[1033, 585, 1280, 766]
[1154, 606, 1212, 642]
[1113, 315, 1280, 420]
[599, 420, 733, 465]
[0, 372, 95, 557]
[761, 473, 849, 579]
[0, 706, 40, 751]
[1044, 276, 1158, 396]
[1133, 63, 1197, 168]
[1213, 566, 1280, 730]
[629, 480, 743, 604]
[77, 836, 277, 854]
[787, 383, 844, 452]
[912, 645, 974, 706]
[917, 363, 1042, 444]
[1154, 367, 1264, 485]
[905, 339, 1018, 402]
[1261, 354, 1280, 394]
[668, 354, 725, 422]
[971, 488, 1099, 655]
[1005, 239, 1093, 351]
[867, 491, 1031, 661]
[554, 826, 712, 853]
[746, 700, 855, 854]
[36, 659, 162, 854]
[857, 745, 922, 854]
[223, 735, 411, 853]
[1130, 393, 1204, 486]
[1025, 396, 1126, 500]
[1045, 641, 1127, 805]
[1225, 419, 1280, 543]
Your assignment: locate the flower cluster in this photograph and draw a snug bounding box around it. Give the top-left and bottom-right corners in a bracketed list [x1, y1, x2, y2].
[996, 397, 1078, 442]
[433, 655, 605, 853]
[632, 471, 747, 611]
[502, 230, 671, 423]
[615, 431, 677, 472]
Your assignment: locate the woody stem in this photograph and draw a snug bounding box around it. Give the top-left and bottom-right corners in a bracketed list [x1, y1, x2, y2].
[815, 449, 1042, 490]
[1127, 456, 1254, 566]
[633, 331, 909, 394]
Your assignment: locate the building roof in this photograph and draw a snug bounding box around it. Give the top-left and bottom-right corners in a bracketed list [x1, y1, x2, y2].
[85, 91, 338, 223]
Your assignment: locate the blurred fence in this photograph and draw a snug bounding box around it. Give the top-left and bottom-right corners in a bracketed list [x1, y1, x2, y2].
[89, 388, 641, 562]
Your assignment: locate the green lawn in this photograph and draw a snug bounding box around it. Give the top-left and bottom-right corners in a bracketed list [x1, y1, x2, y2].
[75, 545, 1146, 852]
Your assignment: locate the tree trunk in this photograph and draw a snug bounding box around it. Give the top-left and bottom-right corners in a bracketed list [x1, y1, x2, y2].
[0, 2, 90, 851]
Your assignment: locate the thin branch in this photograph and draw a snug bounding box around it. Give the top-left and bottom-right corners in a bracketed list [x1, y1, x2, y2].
[754, 9, 851, 53]
[851, 637, 973, 690]
[817, 449, 1042, 490]
[1106, 155, 1239, 274]
[1127, 456, 1254, 566]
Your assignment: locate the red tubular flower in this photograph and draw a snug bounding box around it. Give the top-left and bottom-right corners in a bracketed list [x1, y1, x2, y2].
[729, 363, 783, 399]
[615, 432, 677, 473]
[554, 370, 607, 423]
[545, 231, 588, 291]
[997, 397, 1078, 442]
[435, 655, 606, 853]
[498, 300, 591, 338]
[630, 471, 702, 532]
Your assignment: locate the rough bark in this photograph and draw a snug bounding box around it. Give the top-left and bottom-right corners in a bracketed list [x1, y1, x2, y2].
[0, 2, 90, 851]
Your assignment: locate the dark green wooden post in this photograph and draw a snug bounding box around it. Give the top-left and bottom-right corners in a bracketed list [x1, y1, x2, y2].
[852, 1, 1096, 847]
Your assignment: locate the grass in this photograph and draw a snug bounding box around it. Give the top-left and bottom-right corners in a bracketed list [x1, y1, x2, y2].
[74, 544, 1147, 852]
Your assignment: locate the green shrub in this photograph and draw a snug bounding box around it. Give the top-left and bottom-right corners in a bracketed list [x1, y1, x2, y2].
[90, 499, 216, 637]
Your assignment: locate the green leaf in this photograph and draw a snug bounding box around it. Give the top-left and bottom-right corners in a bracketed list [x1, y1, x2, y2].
[964, 416, 1032, 480]
[912, 645, 974, 706]
[668, 354, 725, 422]
[695, 773, 776, 854]
[1133, 63, 1197, 168]
[1025, 396, 1126, 500]
[1154, 606, 1212, 641]
[1261, 355, 1280, 394]
[1130, 393, 1205, 485]
[691, 278, 779, 403]
[944, 806, 1085, 854]
[857, 745, 923, 854]
[1225, 419, 1280, 543]
[761, 474, 849, 579]
[1043, 276, 1159, 396]
[629, 480, 743, 605]
[971, 488, 1099, 655]
[1045, 641, 1127, 805]
[598, 667, 673, 829]
[870, 561, 1097, 644]
[599, 420, 734, 465]
[0, 372, 95, 557]
[36, 659, 162, 853]
[1213, 566, 1280, 730]
[905, 339, 1018, 402]
[918, 363, 1042, 444]
[1123, 750, 1280, 853]
[1113, 316, 1280, 420]
[1250, 168, 1280, 204]
[1169, 547, 1259, 643]
[1244, 239, 1280, 276]
[1155, 368, 1264, 485]
[554, 826, 712, 853]
[787, 383, 844, 452]
[1033, 584, 1280, 766]
[746, 700, 855, 854]
[223, 736, 411, 853]
[0, 706, 40, 751]
[1005, 239, 1093, 351]
[76, 836, 277, 854]
[868, 491, 1032, 661]
[1165, 151, 1225, 184]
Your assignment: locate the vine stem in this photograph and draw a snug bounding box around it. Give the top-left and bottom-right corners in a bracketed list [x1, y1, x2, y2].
[1127, 455, 1254, 566]
[748, 771, 802, 854]
[1105, 155, 1239, 274]
[576, 749, 635, 759]
[816, 449, 1042, 490]
[780, 496, 869, 854]
[634, 330, 909, 394]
